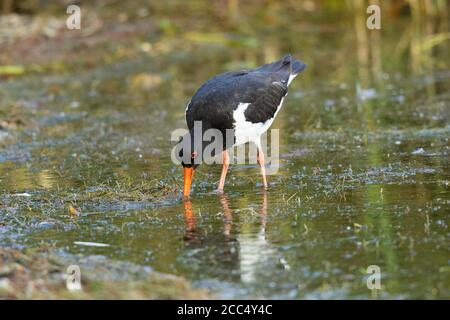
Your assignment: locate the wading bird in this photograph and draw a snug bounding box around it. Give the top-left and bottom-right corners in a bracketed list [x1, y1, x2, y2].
[179, 54, 306, 198]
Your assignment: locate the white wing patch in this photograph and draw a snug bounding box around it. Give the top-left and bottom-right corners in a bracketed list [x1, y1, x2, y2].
[233, 98, 285, 146]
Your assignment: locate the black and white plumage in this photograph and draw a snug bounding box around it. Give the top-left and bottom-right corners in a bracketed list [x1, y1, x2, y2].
[185, 54, 306, 148]
[180, 54, 306, 198]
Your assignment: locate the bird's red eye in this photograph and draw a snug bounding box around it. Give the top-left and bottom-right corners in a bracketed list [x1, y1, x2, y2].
[191, 151, 198, 158]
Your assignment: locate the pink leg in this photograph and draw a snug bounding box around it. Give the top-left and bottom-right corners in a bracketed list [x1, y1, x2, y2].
[257, 148, 268, 189]
[217, 150, 230, 192]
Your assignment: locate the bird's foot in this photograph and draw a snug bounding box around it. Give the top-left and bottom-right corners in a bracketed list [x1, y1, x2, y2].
[212, 188, 224, 195]
[256, 181, 269, 190]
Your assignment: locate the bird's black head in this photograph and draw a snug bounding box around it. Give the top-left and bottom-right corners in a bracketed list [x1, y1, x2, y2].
[176, 124, 225, 198]
[178, 130, 203, 168]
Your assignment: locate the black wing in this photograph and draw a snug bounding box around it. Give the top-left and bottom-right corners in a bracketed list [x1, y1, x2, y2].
[186, 71, 246, 130]
[241, 77, 288, 123]
[186, 71, 288, 129]
[186, 54, 306, 128]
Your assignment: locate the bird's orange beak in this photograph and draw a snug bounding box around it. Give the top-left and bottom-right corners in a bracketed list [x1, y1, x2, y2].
[183, 167, 195, 198]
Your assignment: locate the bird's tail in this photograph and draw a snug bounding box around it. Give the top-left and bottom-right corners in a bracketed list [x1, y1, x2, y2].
[291, 57, 307, 76]
[257, 54, 306, 80]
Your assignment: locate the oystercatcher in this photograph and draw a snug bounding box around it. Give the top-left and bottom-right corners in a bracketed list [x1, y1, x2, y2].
[179, 54, 306, 198]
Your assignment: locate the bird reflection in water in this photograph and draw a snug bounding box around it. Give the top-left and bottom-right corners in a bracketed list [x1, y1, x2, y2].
[182, 195, 236, 245]
[182, 192, 267, 244]
[183, 200, 201, 242]
[182, 192, 275, 283]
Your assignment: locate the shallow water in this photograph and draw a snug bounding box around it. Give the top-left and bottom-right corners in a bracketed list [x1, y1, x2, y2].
[0, 10, 449, 298]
